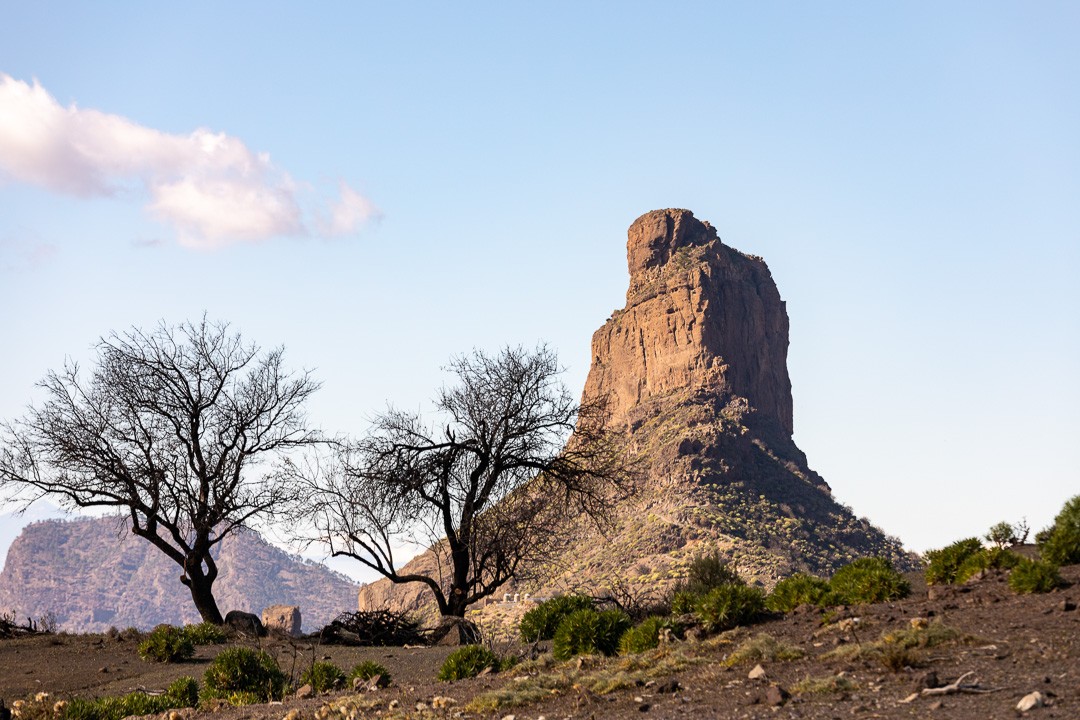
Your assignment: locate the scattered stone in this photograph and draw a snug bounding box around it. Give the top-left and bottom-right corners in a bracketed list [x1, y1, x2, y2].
[638, 703, 651, 712]
[748, 664, 767, 681]
[657, 679, 681, 694]
[909, 617, 929, 630]
[262, 605, 302, 637]
[499, 715, 515, 720]
[929, 700, 943, 711]
[98, 666, 108, 674]
[764, 685, 790, 707]
[1057, 599, 1076, 612]
[283, 710, 301, 720]
[1016, 691, 1045, 712]
[430, 697, 456, 709]
[295, 684, 313, 699]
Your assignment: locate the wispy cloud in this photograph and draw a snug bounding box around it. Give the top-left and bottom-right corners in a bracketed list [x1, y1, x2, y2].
[1, 230, 58, 272]
[0, 73, 378, 249]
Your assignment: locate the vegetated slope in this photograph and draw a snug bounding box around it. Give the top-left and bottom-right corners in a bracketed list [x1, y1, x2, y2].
[0, 515, 358, 633]
[358, 209, 913, 617]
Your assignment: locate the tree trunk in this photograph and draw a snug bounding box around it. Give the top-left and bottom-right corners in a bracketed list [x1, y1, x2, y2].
[182, 556, 224, 625]
[187, 574, 224, 625]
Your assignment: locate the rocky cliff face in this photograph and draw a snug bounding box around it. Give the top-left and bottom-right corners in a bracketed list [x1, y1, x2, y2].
[359, 209, 911, 616]
[0, 516, 359, 633]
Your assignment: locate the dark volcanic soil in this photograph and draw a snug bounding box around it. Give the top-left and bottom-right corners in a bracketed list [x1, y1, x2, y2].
[2, 564, 1078, 720]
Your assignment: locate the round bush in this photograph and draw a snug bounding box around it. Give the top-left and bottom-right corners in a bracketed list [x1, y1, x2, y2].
[519, 595, 595, 642]
[766, 573, 830, 613]
[618, 616, 665, 655]
[165, 676, 200, 707]
[1040, 494, 1080, 566]
[348, 660, 391, 687]
[438, 645, 500, 682]
[670, 590, 700, 616]
[1008, 558, 1063, 594]
[182, 622, 228, 645]
[202, 647, 289, 702]
[924, 538, 983, 585]
[954, 547, 1021, 583]
[138, 624, 195, 663]
[828, 558, 911, 605]
[300, 661, 346, 693]
[552, 608, 632, 660]
[694, 584, 766, 632]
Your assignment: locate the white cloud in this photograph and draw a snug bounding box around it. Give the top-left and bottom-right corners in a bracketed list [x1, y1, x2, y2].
[0, 73, 378, 249]
[319, 181, 382, 238]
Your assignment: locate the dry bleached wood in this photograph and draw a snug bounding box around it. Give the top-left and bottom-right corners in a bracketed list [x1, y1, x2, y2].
[922, 671, 997, 696]
[900, 671, 1000, 704]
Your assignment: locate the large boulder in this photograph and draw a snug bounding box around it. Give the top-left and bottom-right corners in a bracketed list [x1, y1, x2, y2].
[262, 605, 301, 637]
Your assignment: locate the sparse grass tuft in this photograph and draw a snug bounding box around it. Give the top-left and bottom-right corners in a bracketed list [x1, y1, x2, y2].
[694, 584, 766, 632]
[722, 633, 804, 666]
[299, 661, 345, 693]
[552, 608, 632, 660]
[348, 660, 391, 687]
[519, 595, 595, 642]
[182, 622, 228, 645]
[925, 538, 983, 585]
[792, 673, 859, 695]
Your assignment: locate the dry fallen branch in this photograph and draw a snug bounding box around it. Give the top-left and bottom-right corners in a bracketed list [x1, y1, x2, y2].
[901, 671, 999, 703]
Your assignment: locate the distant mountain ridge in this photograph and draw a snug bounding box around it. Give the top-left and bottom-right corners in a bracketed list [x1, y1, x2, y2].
[0, 516, 358, 633]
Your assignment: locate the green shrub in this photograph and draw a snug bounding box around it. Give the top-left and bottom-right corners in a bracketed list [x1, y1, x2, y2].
[1039, 494, 1080, 566]
[137, 624, 195, 663]
[202, 647, 289, 702]
[828, 558, 910, 605]
[348, 660, 391, 687]
[618, 616, 666, 655]
[552, 608, 632, 660]
[954, 547, 1021, 583]
[300, 661, 345, 693]
[669, 590, 699, 616]
[1008, 559, 1063, 594]
[519, 595, 595, 642]
[165, 676, 200, 708]
[672, 552, 742, 597]
[694, 584, 766, 632]
[766, 574, 831, 612]
[61, 678, 199, 720]
[438, 645, 500, 681]
[182, 622, 228, 645]
[985, 520, 1026, 549]
[924, 538, 983, 585]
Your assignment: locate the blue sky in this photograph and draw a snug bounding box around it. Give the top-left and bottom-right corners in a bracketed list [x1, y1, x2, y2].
[1, 2, 1078, 580]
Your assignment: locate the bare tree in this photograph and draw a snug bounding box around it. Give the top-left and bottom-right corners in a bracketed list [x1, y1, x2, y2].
[0, 318, 320, 624]
[294, 345, 633, 621]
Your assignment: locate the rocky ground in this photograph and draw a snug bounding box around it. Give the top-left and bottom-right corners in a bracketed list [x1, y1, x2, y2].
[2, 564, 1077, 720]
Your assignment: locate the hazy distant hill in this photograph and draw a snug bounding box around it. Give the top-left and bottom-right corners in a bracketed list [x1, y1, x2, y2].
[0, 516, 358, 633]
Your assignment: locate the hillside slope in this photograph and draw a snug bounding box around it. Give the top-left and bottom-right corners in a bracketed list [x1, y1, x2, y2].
[0, 516, 358, 633]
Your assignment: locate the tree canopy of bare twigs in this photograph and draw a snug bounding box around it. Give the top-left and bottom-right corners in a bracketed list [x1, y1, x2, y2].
[0, 318, 320, 624]
[292, 345, 634, 620]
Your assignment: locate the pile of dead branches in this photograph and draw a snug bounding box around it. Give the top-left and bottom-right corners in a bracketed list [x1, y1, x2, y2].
[0, 611, 53, 639]
[317, 610, 425, 646]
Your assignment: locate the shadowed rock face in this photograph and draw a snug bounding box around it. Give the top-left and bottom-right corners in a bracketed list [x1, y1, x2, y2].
[359, 210, 912, 617]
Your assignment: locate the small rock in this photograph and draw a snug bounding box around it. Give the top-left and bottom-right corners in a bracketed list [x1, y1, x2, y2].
[638, 703, 651, 712]
[295, 684, 314, 699]
[1016, 691, 1045, 712]
[499, 715, 515, 720]
[764, 685, 790, 707]
[283, 710, 301, 720]
[98, 667, 108, 674]
[748, 664, 767, 681]
[929, 700, 943, 711]
[1057, 599, 1076, 612]
[657, 679, 681, 694]
[911, 670, 940, 691]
